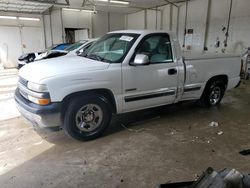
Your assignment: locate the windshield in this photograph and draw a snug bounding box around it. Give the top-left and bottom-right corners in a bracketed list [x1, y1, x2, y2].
[52, 43, 70, 51]
[84, 33, 140, 63]
[65, 41, 87, 52]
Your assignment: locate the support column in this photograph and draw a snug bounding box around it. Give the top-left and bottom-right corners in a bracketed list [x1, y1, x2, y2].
[169, 4, 173, 31]
[144, 9, 147, 29]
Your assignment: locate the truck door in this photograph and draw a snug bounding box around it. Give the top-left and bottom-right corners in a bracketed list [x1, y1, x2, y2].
[122, 33, 178, 112]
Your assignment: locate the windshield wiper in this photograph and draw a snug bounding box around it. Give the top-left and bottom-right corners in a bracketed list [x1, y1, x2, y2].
[87, 54, 102, 61]
[86, 54, 111, 63]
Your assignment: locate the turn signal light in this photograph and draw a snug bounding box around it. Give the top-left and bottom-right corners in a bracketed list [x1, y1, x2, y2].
[38, 98, 51, 105]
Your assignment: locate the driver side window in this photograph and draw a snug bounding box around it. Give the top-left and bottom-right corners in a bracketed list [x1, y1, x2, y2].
[136, 34, 173, 64]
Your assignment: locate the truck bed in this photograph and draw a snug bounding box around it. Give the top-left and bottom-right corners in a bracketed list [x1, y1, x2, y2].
[180, 52, 241, 101]
[184, 52, 241, 60]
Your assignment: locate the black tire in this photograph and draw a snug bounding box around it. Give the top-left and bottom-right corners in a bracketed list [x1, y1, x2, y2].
[63, 94, 111, 141]
[200, 80, 226, 107]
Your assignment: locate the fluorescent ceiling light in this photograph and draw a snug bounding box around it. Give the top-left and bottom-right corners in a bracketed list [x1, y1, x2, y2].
[0, 15, 17, 20]
[96, 0, 109, 1]
[62, 8, 80, 11]
[106, 4, 128, 7]
[19, 17, 40, 21]
[110, 0, 129, 4]
[81, 9, 96, 13]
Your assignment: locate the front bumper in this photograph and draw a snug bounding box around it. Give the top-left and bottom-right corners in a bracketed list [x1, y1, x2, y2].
[15, 89, 62, 128]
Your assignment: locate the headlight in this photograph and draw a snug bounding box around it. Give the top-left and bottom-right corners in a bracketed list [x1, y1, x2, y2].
[27, 82, 48, 92]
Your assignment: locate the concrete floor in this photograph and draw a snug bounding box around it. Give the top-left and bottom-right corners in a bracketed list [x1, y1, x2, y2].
[0, 69, 250, 188]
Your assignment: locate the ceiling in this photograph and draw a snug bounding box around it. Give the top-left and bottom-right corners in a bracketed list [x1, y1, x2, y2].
[0, 0, 188, 14]
[0, 0, 53, 13]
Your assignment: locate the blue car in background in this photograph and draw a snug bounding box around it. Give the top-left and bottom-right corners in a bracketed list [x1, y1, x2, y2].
[52, 43, 70, 51]
[17, 43, 71, 69]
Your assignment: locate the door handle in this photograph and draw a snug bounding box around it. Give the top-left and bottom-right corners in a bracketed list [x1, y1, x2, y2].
[168, 68, 177, 75]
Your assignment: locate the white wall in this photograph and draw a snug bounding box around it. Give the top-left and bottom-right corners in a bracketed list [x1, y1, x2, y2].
[126, 0, 250, 54]
[127, 11, 145, 29]
[75, 29, 89, 41]
[126, 6, 178, 31]
[43, 14, 53, 48]
[44, 9, 126, 44]
[92, 12, 109, 38]
[50, 8, 63, 44]
[0, 13, 44, 68]
[146, 10, 161, 30]
[62, 10, 92, 38]
[206, 0, 250, 53]
[92, 12, 125, 38]
[162, 5, 171, 31]
[109, 13, 125, 32]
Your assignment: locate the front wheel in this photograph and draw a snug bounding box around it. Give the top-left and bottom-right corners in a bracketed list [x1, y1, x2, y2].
[200, 80, 226, 107]
[63, 94, 111, 141]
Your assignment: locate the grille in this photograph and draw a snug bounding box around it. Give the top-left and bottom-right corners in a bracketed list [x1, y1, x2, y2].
[19, 88, 29, 100]
[19, 77, 28, 86]
[18, 77, 29, 100]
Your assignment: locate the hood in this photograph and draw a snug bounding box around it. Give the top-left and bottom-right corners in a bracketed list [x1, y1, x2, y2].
[19, 56, 110, 83]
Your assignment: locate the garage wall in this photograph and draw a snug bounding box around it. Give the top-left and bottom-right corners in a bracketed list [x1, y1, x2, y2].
[126, 0, 250, 54]
[50, 8, 64, 45]
[146, 10, 161, 30]
[127, 11, 145, 29]
[178, 0, 250, 53]
[0, 13, 44, 68]
[43, 14, 53, 48]
[109, 13, 125, 32]
[92, 12, 109, 38]
[126, 6, 178, 31]
[44, 9, 126, 45]
[92, 12, 125, 38]
[62, 9, 92, 39]
[206, 0, 250, 54]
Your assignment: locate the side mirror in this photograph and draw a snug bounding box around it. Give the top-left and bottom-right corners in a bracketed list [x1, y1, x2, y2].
[131, 54, 150, 66]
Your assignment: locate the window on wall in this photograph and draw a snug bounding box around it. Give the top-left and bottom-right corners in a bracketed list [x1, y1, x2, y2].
[136, 34, 173, 64]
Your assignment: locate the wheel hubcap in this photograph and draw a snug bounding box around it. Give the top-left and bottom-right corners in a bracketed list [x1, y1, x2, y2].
[209, 86, 221, 105]
[75, 104, 103, 132]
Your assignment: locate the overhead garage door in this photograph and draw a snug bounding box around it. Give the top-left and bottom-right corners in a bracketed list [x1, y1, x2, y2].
[20, 27, 45, 54]
[0, 26, 22, 68]
[0, 26, 45, 68]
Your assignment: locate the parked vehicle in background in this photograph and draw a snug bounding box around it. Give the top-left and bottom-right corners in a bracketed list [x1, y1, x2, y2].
[15, 30, 241, 141]
[18, 43, 70, 69]
[17, 40, 97, 69]
[65, 39, 97, 57]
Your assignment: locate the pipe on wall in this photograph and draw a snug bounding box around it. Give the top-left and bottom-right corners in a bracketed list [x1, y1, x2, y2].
[224, 0, 233, 47]
[203, 0, 211, 51]
[182, 0, 188, 48]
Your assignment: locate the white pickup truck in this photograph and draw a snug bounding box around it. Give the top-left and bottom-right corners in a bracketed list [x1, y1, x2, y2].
[15, 30, 241, 141]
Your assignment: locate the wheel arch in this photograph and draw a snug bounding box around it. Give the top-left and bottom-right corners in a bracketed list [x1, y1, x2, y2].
[202, 74, 228, 97]
[61, 89, 117, 120]
[206, 75, 228, 86]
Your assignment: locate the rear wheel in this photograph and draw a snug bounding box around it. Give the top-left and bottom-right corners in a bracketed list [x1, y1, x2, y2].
[63, 94, 111, 141]
[200, 80, 226, 107]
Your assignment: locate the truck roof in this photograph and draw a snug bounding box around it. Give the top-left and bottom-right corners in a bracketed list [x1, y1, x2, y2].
[109, 29, 174, 35]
